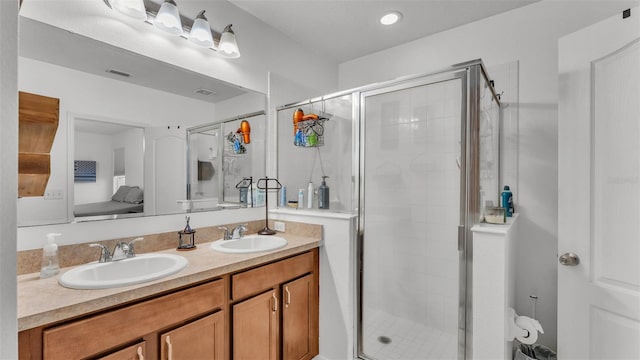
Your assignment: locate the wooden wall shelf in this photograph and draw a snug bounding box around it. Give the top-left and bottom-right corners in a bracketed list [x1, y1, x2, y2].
[18, 92, 59, 198]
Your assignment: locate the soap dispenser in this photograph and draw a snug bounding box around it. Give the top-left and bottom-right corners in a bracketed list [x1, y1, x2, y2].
[319, 176, 330, 209]
[40, 233, 61, 279]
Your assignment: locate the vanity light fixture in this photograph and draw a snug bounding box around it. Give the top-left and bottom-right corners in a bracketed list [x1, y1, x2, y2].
[380, 11, 402, 26]
[153, 0, 183, 36]
[189, 10, 214, 48]
[102, 0, 241, 58]
[218, 24, 240, 59]
[111, 0, 147, 20]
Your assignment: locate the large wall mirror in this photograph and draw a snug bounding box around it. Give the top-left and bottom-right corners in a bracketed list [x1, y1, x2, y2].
[17, 15, 267, 227]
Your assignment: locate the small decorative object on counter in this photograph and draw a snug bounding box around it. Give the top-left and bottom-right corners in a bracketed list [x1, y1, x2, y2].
[484, 207, 506, 224]
[501, 185, 514, 217]
[40, 232, 61, 279]
[177, 216, 197, 251]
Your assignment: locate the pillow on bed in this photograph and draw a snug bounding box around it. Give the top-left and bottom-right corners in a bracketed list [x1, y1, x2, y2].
[124, 186, 144, 204]
[112, 185, 132, 202]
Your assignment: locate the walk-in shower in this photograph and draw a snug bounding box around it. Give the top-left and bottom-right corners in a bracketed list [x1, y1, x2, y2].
[276, 60, 502, 359]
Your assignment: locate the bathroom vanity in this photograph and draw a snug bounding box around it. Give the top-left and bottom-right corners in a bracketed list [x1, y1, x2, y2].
[17, 232, 320, 360]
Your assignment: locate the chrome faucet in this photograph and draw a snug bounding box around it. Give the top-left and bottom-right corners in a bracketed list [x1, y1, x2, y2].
[111, 242, 130, 261]
[89, 237, 144, 263]
[231, 224, 248, 239]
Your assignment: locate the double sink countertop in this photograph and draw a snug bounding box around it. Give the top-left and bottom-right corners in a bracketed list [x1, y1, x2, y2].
[17, 231, 321, 332]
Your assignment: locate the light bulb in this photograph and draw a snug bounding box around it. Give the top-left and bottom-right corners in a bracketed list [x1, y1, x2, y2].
[112, 0, 147, 20]
[154, 0, 183, 36]
[218, 24, 240, 58]
[189, 10, 214, 48]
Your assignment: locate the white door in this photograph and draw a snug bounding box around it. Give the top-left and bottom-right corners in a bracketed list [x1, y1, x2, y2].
[144, 126, 187, 215]
[558, 8, 640, 359]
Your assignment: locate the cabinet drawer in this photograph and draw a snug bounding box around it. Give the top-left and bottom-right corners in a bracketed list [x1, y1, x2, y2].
[97, 341, 146, 360]
[231, 251, 314, 300]
[43, 280, 224, 360]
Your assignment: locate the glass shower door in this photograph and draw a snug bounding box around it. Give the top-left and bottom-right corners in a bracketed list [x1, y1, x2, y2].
[359, 76, 464, 360]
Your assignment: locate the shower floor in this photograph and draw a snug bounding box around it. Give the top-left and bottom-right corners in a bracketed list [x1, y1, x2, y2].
[362, 308, 458, 360]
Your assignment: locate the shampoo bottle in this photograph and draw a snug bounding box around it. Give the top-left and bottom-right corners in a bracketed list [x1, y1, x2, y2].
[307, 182, 314, 209]
[40, 233, 61, 279]
[319, 176, 330, 209]
[298, 189, 304, 209]
[501, 185, 514, 217]
[279, 186, 287, 207]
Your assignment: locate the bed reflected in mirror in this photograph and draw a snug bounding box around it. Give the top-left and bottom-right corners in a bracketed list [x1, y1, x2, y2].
[73, 118, 145, 220]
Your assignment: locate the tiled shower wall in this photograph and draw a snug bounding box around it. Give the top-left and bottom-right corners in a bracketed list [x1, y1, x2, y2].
[362, 78, 462, 335]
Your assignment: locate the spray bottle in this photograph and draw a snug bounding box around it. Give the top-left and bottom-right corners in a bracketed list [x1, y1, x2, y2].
[40, 233, 61, 279]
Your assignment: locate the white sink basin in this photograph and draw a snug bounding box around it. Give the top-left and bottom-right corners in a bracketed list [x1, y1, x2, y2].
[59, 253, 188, 290]
[210, 235, 287, 254]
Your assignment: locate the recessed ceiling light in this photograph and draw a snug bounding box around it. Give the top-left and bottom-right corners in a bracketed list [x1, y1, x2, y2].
[380, 11, 402, 26]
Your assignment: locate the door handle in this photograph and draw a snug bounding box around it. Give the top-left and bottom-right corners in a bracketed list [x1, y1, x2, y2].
[559, 252, 580, 266]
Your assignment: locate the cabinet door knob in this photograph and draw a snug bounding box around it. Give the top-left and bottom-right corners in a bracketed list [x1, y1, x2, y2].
[137, 346, 144, 360]
[285, 286, 291, 308]
[166, 336, 173, 360]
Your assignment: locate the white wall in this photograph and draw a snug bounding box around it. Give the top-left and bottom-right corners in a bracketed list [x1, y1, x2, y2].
[0, 1, 18, 357]
[74, 131, 113, 204]
[338, 1, 633, 350]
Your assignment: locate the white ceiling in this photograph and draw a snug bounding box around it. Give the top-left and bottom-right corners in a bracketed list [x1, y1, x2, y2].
[229, 0, 541, 63]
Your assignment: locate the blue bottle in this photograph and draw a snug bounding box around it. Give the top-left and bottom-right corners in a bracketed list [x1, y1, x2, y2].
[501, 185, 514, 217]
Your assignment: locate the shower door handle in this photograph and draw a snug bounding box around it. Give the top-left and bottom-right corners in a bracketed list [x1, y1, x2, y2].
[458, 225, 465, 251]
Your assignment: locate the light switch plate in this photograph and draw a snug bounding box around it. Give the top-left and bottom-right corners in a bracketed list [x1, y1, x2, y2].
[274, 221, 285, 232]
[44, 189, 63, 200]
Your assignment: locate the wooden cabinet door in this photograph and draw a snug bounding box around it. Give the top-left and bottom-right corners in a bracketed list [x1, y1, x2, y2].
[282, 275, 318, 360]
[233, 290, 278, 360]
[160, 312, 224, 360]
[98, 341, 146, 360]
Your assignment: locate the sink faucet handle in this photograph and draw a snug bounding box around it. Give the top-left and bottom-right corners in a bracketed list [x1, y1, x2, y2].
[89, 243, 110, 263]
[218, 226, 230, 240]
[127, 237, 144, 257]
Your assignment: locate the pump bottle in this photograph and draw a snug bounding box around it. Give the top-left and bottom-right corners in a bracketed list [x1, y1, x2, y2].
[40, 233, 61, 279]
[319, 176, 330, 209]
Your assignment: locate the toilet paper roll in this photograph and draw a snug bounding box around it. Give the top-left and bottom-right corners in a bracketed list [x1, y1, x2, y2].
[515, 316, 544, 345]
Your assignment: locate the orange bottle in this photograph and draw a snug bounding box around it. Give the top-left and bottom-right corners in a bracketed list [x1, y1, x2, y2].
[293, 108, 304, 135]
